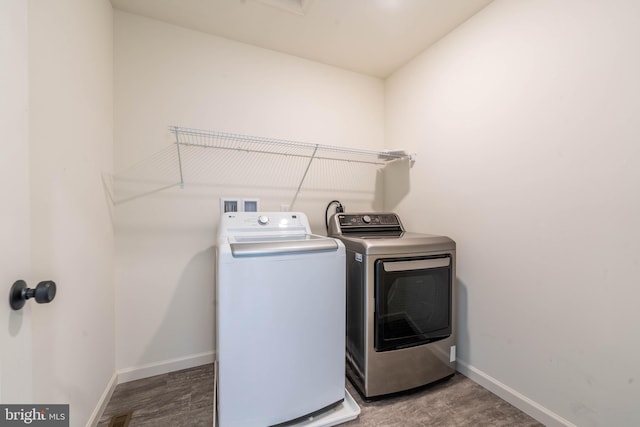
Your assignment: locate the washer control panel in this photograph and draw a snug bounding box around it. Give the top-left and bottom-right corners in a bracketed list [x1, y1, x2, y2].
[220, 212, 310, 236]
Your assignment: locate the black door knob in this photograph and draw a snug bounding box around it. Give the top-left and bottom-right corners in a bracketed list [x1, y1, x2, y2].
[9, 280, 57, 310]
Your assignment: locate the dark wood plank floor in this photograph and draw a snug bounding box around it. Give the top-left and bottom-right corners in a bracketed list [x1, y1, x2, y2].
[98, 364, 542, 426]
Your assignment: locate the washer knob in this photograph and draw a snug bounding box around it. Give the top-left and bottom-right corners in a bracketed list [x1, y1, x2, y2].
[258, 215, 269, 225]
[362, 215, 371, 224]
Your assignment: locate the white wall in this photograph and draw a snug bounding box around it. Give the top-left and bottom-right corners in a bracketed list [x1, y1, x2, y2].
[386, 0, 640, 425]
[113, 11, 385, 378]
[28, 0, 115, 425]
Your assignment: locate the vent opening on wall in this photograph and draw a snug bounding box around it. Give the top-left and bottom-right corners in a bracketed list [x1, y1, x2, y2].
[108, 412, 132, 427]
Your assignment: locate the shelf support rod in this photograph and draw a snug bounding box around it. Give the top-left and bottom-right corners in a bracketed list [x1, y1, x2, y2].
[173, 129, 185, 189]
[289, 144, 318, 210]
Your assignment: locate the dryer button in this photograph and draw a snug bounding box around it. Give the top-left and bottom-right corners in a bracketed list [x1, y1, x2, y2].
[258, 215, 269, 225]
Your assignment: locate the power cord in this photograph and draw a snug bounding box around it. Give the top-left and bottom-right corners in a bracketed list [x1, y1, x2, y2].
[325, 200, 344, 233]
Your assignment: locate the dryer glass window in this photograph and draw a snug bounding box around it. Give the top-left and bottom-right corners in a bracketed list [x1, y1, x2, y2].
[374, 256, 452, 352]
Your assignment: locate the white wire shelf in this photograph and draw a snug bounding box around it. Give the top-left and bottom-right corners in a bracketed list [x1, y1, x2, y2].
[170, 126, 413, 168]
[105, 126, 415, 206]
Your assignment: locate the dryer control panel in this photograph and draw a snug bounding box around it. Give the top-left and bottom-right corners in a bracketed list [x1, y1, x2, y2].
[332, 213, 403, 234]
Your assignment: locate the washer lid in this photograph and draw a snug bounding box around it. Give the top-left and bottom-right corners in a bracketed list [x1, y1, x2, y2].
[228, 234, 338, 257]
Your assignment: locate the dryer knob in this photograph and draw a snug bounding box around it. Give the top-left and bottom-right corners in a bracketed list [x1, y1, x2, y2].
[362, 215, 371, 224]
[258, 215, 269, 225]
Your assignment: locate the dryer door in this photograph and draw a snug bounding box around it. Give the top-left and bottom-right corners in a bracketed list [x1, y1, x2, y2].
[374, 256, 452, 352]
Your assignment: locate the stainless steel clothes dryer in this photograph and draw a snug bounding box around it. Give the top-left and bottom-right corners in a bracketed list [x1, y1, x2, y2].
[328, 212, 456, 398]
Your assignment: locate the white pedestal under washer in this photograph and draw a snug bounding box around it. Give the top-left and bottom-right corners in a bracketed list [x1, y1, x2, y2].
[215, 212, 359, 427]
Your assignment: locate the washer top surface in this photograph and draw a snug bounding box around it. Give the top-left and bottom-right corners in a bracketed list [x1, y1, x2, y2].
[218, 211, 342, 257]
[328, 212, 455, 255]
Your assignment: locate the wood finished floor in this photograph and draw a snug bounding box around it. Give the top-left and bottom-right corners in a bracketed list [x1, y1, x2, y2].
[98, 364, 543, 426]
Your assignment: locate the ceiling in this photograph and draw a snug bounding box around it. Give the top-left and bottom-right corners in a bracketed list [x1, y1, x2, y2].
[109, 0, 493, 78]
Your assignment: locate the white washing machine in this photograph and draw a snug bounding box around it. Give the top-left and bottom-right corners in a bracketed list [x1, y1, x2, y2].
[216, 212, 359, 427]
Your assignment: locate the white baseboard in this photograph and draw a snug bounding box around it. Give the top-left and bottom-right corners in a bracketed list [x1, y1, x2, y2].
[456, 360, 576, 427]
[86, 371, 118, 427]
[117, 351, 215, 384]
